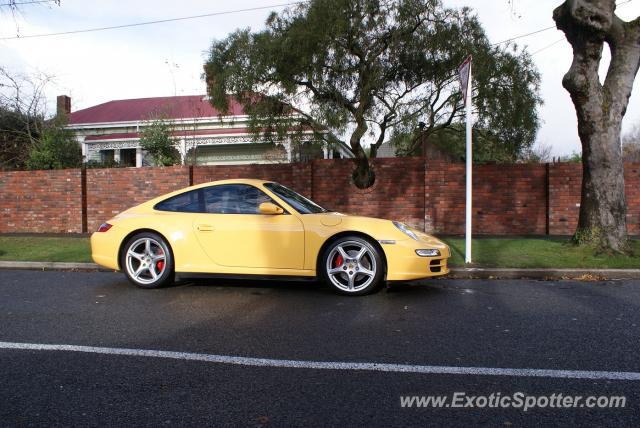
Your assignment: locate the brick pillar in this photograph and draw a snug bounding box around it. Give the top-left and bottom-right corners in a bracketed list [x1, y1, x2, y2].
[56, 95, 71, 118]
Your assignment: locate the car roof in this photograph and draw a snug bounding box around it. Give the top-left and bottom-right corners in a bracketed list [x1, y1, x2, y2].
[187, 178, 274, 190]
[133, 178, 280, 211]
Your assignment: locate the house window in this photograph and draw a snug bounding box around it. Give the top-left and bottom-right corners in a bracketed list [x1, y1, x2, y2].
[120, 148, 136, 167]
[100, 150, 114, 163]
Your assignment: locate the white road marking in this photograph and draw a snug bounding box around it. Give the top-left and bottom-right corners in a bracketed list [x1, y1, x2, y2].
[1, 341, 639, 381]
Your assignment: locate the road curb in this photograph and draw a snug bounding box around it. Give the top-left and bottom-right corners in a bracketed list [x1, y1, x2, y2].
[449, 267, 640, 280]
[0, 261, 639, 280]
[0, 261, 108, 271]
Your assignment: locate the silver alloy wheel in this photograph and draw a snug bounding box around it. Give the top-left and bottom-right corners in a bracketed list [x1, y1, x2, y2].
[125, 237, 167, 285]
[325, 240, 377, 292]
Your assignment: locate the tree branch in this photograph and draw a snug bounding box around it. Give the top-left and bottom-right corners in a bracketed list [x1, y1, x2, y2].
[294, 79, 357, 115]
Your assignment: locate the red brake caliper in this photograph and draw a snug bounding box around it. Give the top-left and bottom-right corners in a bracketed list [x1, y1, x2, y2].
[156, 248, 165, 272]
[334, 254, 343, 268]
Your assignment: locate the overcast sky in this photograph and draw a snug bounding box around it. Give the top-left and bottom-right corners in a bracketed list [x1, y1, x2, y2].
[1, 0, 639, 156]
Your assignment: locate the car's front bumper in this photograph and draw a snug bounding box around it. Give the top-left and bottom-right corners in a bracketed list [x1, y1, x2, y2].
[381, 238, 450, 281]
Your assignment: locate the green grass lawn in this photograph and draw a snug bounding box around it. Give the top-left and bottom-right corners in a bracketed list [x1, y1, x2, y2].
[0, 235, 639, 269]
[442, 237, 640, 269]
[0, 236, 92, 263]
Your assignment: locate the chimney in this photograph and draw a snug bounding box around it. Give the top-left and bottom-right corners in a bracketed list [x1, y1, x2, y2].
[56, 95, 71, 118]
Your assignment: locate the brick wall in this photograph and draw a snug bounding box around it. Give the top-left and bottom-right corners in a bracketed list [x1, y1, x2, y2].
[86, 166, 190, 231]
[0, 169, 82, 233]
[1, 160, 639, 236]
[549, 162, 640, 235]
[311, 158, 426, 230]
[548, 163, 582, 235]
[426, 162, 548, 235]
[426, 162, 464, 234]
[193, 163, 313, 198]
[626, 164, 640, 235]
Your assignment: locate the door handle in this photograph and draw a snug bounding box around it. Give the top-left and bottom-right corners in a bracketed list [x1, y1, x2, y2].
[196, 224, 214, 232]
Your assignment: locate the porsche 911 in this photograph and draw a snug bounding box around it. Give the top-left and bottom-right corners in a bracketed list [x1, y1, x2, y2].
[91, 179, 450, 295]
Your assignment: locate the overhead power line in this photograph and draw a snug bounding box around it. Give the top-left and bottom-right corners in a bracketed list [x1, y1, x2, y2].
[2, 0, 633, 45]
[490, 0, 633, 48]
[529, 0, 633, 55]
[531, 37, 567, 56]
[490, 26, 556, 47]
[531, 38, 565, 56]
[0, 0, 59, 6]
[0, 1, 307, 40]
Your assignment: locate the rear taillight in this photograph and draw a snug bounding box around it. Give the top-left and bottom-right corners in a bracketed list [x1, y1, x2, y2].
[97, 223, 112, 233]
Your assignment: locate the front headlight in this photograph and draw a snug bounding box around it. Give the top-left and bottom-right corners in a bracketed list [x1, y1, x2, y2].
[392, 221, 418, 240]
[416, 249, 441, 257]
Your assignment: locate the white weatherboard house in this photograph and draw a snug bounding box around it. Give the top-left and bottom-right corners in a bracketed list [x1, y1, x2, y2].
[60, 95, 351, 167]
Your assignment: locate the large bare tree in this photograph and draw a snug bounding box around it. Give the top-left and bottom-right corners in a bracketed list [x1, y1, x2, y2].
[554, 0, 639, 252]
[0, 66, 50, 170]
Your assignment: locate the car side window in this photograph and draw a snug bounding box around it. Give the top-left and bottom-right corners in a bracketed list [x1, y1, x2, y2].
[203, 184, 273, 214]
[154, 189, 204, 213]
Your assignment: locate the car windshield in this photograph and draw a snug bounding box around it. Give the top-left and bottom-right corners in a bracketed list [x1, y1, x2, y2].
[264, 182, 328, 214]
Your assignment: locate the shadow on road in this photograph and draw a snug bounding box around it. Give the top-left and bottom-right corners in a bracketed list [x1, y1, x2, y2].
[176, 277, 326, 294]
[165, 276, 447, 298]
[100, 269, 449, 299]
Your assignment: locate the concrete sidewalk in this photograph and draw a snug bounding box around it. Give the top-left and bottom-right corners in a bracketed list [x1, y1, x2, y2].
[1, 261, 639, 280]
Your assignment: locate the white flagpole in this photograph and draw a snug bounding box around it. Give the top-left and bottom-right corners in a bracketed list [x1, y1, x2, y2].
[465, 62, 473, 264]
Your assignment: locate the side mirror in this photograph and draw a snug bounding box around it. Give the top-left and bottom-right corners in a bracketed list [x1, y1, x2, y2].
[259, 202, 284, 215]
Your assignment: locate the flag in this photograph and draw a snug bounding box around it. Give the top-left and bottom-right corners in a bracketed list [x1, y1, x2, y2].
[458, 55, 472, 104]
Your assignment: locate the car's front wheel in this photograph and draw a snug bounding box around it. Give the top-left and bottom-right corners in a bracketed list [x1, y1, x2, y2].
[121, 232, 174, 289]
[321, 236, 384, 295]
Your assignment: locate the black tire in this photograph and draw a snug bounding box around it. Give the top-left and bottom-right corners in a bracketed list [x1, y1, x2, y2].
[120, 232, 174, 289]
[320, 235, 385, 296]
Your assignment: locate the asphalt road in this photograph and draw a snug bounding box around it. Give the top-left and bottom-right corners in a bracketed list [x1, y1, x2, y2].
[0, 270, 639, 427]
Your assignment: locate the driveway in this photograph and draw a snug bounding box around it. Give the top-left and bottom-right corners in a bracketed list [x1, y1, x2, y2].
[0, 270, 638, 426]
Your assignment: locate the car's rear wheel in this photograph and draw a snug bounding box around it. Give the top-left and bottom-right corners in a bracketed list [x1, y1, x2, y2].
[121, 232, 174, 289]
[321, 236, 384, 295]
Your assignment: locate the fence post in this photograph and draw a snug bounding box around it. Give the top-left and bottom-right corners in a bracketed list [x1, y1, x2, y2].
[81, 167, 88, 234]
[310, 160, 315, 200]
[423, 157, 427, 233]
[545, 163, 550, 235]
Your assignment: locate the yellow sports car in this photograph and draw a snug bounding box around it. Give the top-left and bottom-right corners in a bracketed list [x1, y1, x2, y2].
[91, 179, 449, 295]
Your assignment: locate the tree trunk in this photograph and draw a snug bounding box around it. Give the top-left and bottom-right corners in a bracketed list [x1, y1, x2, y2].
[577, 113, 627, 250]
[349, 119, 375, 189]
[554, 0, 640, 252]
[352, 155, 374, 189]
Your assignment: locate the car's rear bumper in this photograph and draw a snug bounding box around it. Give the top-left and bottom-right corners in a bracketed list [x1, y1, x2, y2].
[90, 228, 123, 271]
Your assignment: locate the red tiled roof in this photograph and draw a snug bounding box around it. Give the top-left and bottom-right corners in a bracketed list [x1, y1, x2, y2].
[84, 128, 252, 141]
[69, 95, 245, 125]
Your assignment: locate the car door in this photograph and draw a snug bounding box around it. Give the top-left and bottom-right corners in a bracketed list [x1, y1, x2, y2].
[192, 184, 305, 270]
